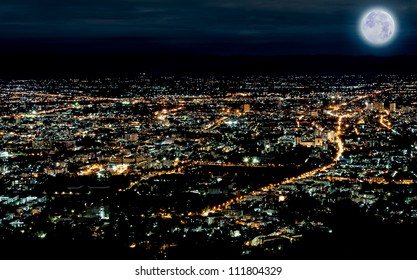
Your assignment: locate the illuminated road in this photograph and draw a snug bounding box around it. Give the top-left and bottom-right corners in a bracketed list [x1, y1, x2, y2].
[198, 90, 380, 217]
[204, 116, 229, 131]
[379, 110, 400, 135]
[200, 112, 348, 217]
[139, 166, 185, 181]
[194, 160, 284, 168]
[77, 163, 129, 176]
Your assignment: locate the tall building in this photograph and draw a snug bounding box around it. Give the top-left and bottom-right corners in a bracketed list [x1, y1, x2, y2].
[390, 103, 396, 112]
[374, 102, 385, 112]
[243, 104, 250, 113]
[327, 131, 335, 142]
[277, 98, 283, 109]
[315, 137, 323, 147]
[124, 133, 139, 142]
[365, 102, 374, 111]
[295, 136, 302, 146]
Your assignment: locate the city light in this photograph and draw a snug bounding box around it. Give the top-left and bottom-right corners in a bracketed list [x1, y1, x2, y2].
[0, 75, 414, 261]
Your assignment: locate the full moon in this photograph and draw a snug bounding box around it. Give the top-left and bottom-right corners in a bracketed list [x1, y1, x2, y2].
[360, 9, 396, 46]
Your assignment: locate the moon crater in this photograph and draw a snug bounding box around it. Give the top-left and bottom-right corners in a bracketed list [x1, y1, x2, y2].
[360, 9, 396, 46]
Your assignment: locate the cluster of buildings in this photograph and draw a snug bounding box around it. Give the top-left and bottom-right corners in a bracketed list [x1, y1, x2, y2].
[0, 74, 416, 258]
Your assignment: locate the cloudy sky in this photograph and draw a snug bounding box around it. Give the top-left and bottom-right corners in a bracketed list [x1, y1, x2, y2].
[0, 0, 415, 55]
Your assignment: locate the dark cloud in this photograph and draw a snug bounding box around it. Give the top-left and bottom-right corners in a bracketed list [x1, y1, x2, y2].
[0, 0, 414, 54]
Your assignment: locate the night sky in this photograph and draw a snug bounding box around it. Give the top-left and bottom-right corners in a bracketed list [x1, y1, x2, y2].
[0, 0, 415, 55]
[1, 0, 417, 77]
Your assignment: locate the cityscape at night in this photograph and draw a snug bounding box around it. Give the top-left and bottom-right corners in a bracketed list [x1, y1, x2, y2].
[0, 1, 417, 271]
[0, 74, 415, 259]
